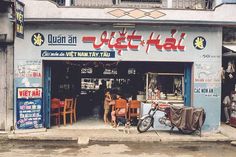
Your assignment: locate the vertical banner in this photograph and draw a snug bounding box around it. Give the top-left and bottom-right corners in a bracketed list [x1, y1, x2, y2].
[15, 0, 24, 39]
[16, 87, 43, 129]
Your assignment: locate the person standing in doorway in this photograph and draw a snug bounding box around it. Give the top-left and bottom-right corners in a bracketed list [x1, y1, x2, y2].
[224, 61, 235, 94]
[103, 90, 111, 124]
[97, 80, 107, 118]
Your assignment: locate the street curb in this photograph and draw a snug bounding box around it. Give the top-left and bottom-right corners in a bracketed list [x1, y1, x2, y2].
[89, 137, 161, 143]
[4, 129, 234, 144]
[0, 131, 8, 140]
[6, 132, 232, 142]
[0, 135, 8, 140]
[231, 141, 236, 146]
[86, 138, 228, 143]
[12, 128, 47, 134]
[78, 137, 90, 145]
[0, 131, 7, 134]
[5, 138, 233, 145]
[219, 131, 236, 141]
[7, 134, 78, 141]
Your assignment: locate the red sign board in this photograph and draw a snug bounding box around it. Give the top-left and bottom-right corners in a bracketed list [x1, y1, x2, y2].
[17, 88, 42, 99]
[82, 29, 186, 55]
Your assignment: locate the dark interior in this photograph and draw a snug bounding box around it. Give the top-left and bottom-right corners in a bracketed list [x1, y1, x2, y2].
[50, 61, 185, 119]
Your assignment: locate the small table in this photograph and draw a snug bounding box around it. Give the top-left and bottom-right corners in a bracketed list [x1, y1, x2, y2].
[59, 101, 65, 108]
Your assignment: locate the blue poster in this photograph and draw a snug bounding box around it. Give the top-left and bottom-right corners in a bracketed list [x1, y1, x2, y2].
[16, 99, 43, 129]
[16, 87, 43, 129]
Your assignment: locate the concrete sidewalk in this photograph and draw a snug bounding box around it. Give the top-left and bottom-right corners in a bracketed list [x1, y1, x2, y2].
[0, 131, 8, 140]
[5, 123, 236, 144]
[219, 123, 236, 141]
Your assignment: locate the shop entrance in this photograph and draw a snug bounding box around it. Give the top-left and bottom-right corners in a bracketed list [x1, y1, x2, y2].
[221, 57, 236, 123]
[43, 61, 192, 128]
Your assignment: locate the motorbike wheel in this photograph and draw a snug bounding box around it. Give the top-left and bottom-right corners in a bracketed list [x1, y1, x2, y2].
[178, 128, 195, 134]
[137, 116, 153, 133]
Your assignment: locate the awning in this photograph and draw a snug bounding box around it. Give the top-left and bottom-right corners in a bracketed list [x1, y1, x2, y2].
[223, 45, 236, 57]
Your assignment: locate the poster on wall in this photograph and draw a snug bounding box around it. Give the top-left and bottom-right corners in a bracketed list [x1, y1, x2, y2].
[16, 87, 43, 129]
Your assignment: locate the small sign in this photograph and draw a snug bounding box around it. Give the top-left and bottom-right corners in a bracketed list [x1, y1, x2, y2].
[32, 33, 45, 46]
[41, 50, 115, 58]
[193, 36, 206, 50]
[17, 87, 42, 99]
[16, 0, 24, 39]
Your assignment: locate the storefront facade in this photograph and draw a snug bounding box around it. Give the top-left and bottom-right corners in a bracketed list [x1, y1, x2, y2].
[14, 23, 222, 131]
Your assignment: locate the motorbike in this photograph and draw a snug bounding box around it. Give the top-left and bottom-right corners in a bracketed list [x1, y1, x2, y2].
[137, 101, 206, 135]
[230, 101, 236, 127]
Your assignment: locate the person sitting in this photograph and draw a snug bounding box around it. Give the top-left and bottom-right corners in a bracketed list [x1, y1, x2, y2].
[223, 91, 236, 124]
[110, 94, 127, 127]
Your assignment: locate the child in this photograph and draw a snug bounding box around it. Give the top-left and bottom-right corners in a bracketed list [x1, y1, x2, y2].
[103, 91, 111, 124]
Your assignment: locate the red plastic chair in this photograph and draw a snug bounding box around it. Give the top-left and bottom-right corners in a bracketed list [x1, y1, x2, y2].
[128, 100, 141, 121]
[51, 98, 61, 127]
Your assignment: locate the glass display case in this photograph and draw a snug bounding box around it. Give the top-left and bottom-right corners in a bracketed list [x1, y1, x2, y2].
[80, 77, 131, 95]
[81, 78, 114, 91]
[146, 73, 184, 101]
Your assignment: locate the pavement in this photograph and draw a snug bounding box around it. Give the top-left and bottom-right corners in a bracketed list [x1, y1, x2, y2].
[2, 123, 236, 145]
[0, 131, 8, 140]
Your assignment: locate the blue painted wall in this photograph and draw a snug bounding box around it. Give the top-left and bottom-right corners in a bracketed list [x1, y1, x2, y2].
[215, 0, 236, 6]
[222, 0, 236, 3]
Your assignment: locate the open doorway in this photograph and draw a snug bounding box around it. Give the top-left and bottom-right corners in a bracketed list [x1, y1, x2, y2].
[221, 57, 236, 124]
[44, 61, 190, 129]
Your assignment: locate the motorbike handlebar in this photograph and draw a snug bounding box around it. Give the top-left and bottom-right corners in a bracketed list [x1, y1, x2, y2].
[151, 102, 159, 108]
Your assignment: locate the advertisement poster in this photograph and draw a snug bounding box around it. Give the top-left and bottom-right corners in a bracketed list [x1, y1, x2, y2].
[16, 87, 43, 129]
